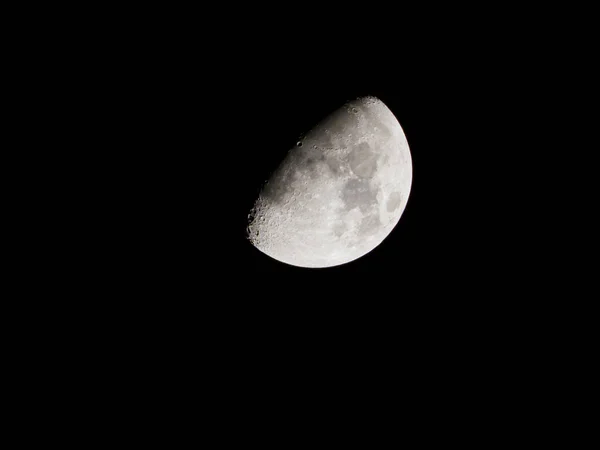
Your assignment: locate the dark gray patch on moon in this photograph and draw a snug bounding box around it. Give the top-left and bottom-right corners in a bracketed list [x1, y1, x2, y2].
[304, 159, 319, 179]
[297, 146, 328, 179]
[358, 213, 382, 236]
[341, 178, 378, 213]
[322, 108, 359, 138]
[386, 192, 402, 212]
[326, 156, 342, 175]
[312, 133, 333, 150]
[305, 145, 326, 161]
[349, 143, 378, 178]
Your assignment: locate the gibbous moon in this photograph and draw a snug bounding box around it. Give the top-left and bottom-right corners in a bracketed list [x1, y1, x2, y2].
[247, 96, 412, 268]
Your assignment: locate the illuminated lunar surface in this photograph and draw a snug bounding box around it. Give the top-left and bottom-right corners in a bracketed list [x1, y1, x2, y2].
[247, 96, 412, 268]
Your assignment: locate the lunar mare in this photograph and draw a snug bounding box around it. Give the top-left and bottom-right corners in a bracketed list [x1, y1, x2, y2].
[247, 96, 412, 268]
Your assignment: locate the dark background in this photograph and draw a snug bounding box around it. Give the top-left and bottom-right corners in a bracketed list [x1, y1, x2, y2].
[9, 5, 593, 426]
[39, 6, 561, 299]
[18, 5, 585, 326]
[103, 17, 522, 287]
[17, 3, 582, 314]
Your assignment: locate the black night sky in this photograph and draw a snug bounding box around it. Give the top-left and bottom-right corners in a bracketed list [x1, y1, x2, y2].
[17, 5, 586, 423]
[73, 5, 567, 328]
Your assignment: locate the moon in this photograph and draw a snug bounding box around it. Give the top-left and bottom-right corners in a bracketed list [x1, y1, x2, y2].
[247, 96, 412, 268]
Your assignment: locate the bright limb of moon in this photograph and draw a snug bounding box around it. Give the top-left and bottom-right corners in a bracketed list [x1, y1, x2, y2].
[247, 96, 412, 268]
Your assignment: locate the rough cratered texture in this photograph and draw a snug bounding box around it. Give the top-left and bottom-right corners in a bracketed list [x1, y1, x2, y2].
[247, 96, 412, 268]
